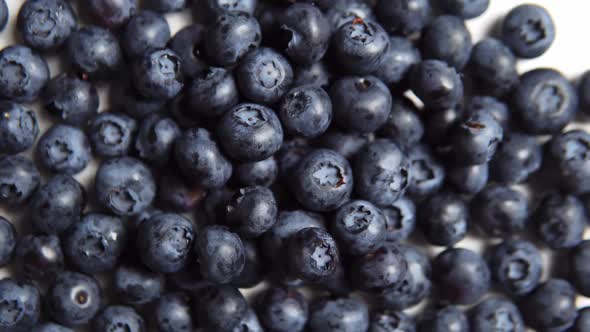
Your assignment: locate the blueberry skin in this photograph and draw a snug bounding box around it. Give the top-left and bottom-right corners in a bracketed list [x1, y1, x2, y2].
[383, 197, 416, 242]
[370, 310, 415, 332]
[233, 240, 264, 288]
[15, 234, 64, 281]
[378, 97, 423, 148]
[293, 149, 354, 212]
[421, 15, 472, 70]
[489, 239, 542, 296]
[418, 306, 468, 332]
[0, 155, 40, 205]
[288, 227, 340, 282]
[135, 114, 180, 168]
[234, 308, 264, 332]
[94, 306, 145, 332]
[374, 36, 421, 86]
[467, 95, 511, 131]
[423, 105, 464, 145]
[43, 74, 98, 126]
[433, 248, 491, 305]
[419, 192, 468, 247]
[154, 293, 194, 332]
[376, 0, 431, 36]
[439, 0, 489, 19]
[0, 102, 38, 155]
[0, 216, 15, 267]
[111, 77, 165, 119]
[513, 68, 578, 134]
[185, 67, 239, 119]
[36, 124, 91, 174]
[89, 0, 137, 28]
[0, 279, 41, 332]
[174, 127, 233, 188]
[88, 112, 137, 158]
[451, 108, 504, 165]
[569, 241, 590, 297]
[95, 157, 156, 216]
[147, 0, 186, 12]
[447, 163, 489, 194]
[132, 48, 184, 100]
[66, 26, 123, 80]
[316, 131, 368, 160]
[157, 173, 207, 212]
[579, 70, 590, 115]
[354, 140, 410, 207]
[326, 0, 375, 33]
[491, 133, 541, 184]
[114, 265, 164, 305]
[32, 323, 73, 332]
[545, 130, 590, 195]
[332, 200, 386, 256]
[280, 85, 332, 138]
[469, 298, 524, 332]
[257, 287, 309, 332]
[502, 4, 555, 59]
[410, 60, 463, 110]
[17, 0, 77, 51]
[276, 137, 312, 178]
[331, 19, 390, 75]
[351, 243, 408, 291]
[195, 225, 245, 284]
[122, 10, 170, 59]
[217, 103, 284, 162]
[0, 0, 7, 32]
[234, 157, 278, 187]
[30, 175, 84, 234]
[472, 185, 529, 237]
[468, 38, 519, 97]
[195, 0, 257, 23]
[226, 186, 278, 237]
[205, 12, 261, 67]
[571, 307, 590, 332]
[196, 285, 248, 332]
[0, 45, 49, 102]
[522, 279, 578, 331]
[137, 212, 194, 273]
[168, 24, 207, 79]
[48, 271, 101, 326]
[294, 61, 331, 88]
[534, 192, 587, 249]
[407, 145, 445, 198]
[309, 297, 369, 332]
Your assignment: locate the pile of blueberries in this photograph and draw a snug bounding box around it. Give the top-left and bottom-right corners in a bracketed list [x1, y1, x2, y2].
[2, 0, 590, 331]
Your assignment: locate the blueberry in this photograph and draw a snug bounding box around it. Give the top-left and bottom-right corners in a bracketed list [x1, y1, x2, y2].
[66, 26, 123, 80]
[370, 310, 415, 332]
[110, 77, 165, 119]
[36, 124, 91, 174]
[132, 48, 184, 100]
[472, 185, 529, 237]
[32, 323, 73, 332]
[257, 287, 309, 332]
[279, 3, 330, 65]
[154, 293, 194, 332]
[276, 137, 312, 179]
[491, 133, 542, 184]
[205, 12, 261, 67]
[502, 4, 555, 58]
[0, 279, 41, 332]
[288, 227, 340, 282]
[280, 85, 332, 138]
[157, 172, 207, 212]
[196, 285, 248, 332]
[15, 234, 64, 281]
[234, 307, 264, 332]
[147, 0, 187, 12]
[571, 307, 590, 332]
[354, 140, 410, 207]
[217, 103, 284, 162]
[225, 186, 277, 237]
[376, 0, 432, 36]
[451, 108, 504, 165]
[135, 114, 181, 168]
[331, 18, 390, 75]
[468, 38, 519, 97]
[522, 279, 578, 331]
[88, 0, 137, 28]
[439, 0, 489, 19]
[447, 163, 489, 194]
[433, 248, 490, 305]
[351, 244, 408, 291]
[378, 97, 423, 148]
[410, 60, 463, 110]
[95, 157, 156, 216]
[195, 225, 246, 284]
[94, 306, 145, 332]
[374, 36, 421, 86]
[489, 239, 542, 296]
[114, 265, 164, 305]
[48, 271, 101, 326]
[332, 200, 386, 256]
[423, 105, 464, 145]
[545, 130, 590, 195]
[30, 175, 84, 234]
[0, 45, 49, 102]
[418, 192, 468, 247]
[88, 112, 137, 158]
[0, 0, 7, 32]
[569, 240, 590, 297]
[185, 67, 239, 119]
[0, 155, 40, 205]
[407, 145, 445, 198]
[467, 96, 511, 130]
[0, 216, 15, 267]
[234, 157, 278, 187]
[293, 61, 331, 88]
[233, 240, 264, 288]
[122, 10, 170, 59]
[383, 197, 416, 242]
[17, 0, 76, 51]
[421, 15, 472, 70]
[469, 297, 524, 332]
[174, 127, 233, 188]
[534, 192, 587, 249]
[136, 212, 195, 273]
[168, 24, 207, 79]
[418, 306, 468, 332]
[195, 0, 258, 23]
[43, 74, 99, 126]
[579, 70, 590, 115]
[326, 0, 375, 33]
[309, 297, 369, 332]
[315, 131, 368, 160]
[0, 102, 38, 155]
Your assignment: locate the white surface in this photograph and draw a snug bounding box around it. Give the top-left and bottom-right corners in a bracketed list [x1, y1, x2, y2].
[0, 0, 589, 331]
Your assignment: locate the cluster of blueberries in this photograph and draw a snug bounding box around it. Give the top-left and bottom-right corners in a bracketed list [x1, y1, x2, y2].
[1, 0, 590, 331]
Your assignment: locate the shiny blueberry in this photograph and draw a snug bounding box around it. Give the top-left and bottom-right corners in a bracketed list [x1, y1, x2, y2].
[326, 0, 375, 33]
[466, 96, 511, 130]
[418, 306, 468, 332]
[30, 175, 84, 234]
[279, 85, 332, 138]
[93, 305, 145, 332]
[15, 233, 64, 281]
[418, 192, 468, 247]
[522, 279, 578, 331]
[472, 185, 529, 237]
[122, 10, 170, 59]
[370, 310, 415, 332]
[570, 240, 590, 298]
[410, 60, 463, 110]
[17, 0, 76, 51]
[287, 227, 340, 282]
[185, 67, 239, 119]
[502, 4, 555, 58]
[157, 172, 206, 212]
[147, 0, 187, 12]
[382, 197, 416, 242]
[195, 225, 246, 284]
[491, 132, 542, 184]
[489, 239, 542, 296]
[88, 0, 137, 28]
[257, 287, 309, 332]
[168, 24, 207, 78]
[0, 155, 40, 205]
[376, 0, 432, 36]
[0, 45, 49, 102]
[421, 15, 472, 70]
[66, 26, 123, 80]
[133, 48, 184, 100]
[113, 264, 165, 305]
[135, 114, 180, 168]
[439, 0, 489, 19]
[0, 0, 7, 32]
[316, 131, 368, 160]
[195, 285, 248, 332]
[468, 38, 519, 97]
[374, 36, 421, 86]
[279, 3, 330, 65]
[451, 108, 504, 165]
[88, 112, 137, 158]
[0, 216, 15, 267]
[48, 271, 101, 326]
[407, 145, 445, 198]
[0, 102, 38, 155]
[43, 74, 98, 126]
[195, 0, 257, 23]
[225, 186, 277, 237]
[293, 61, 331, 88]
[154, 292, 194, 332]
[309, 297, 369, 332]
[534, 192, 587, 249]
[350, 243, 408, 291]
[469, 297, 524, 332]
[205, 12, 261, 67]
[378, 97, 423, 148]
[545, 130, 590, 195]
[0, 279, 41, 332]
[447, 163, 489, 195]
[234, 157, 278, 188]
[36, 124, 91, 174]
[233, 239, 264, 288]
[331, 200, 386, 256]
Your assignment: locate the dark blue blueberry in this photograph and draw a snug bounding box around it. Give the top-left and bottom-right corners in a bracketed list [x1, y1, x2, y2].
[472, 185, 529, 237]
[512, 68, 578, 134]
[0, 155, 40, 205]
[66, 26, 123, 80]
[132, 48, 184, 100]
[95, 157, 156, 216]
[195, 0, 257, 23]
[370, 310, 415, 332]
[154, 293, 194, 332]
[168, 24, 207, 78]
[534, 192, 587, 249]
[185, 67, 239, 119]
[280, 85, 332, 138]
[569, 240, 590, 297]
[376, 0, 431, 36]
[88, 112, 137, 158]
[378, 97, 423, 148]
[491, 133, 542, 184]
[147, 0, 186, 12]
[351, 244, 408, 291]
[309, 297, 369, 332]
[30, 175, 84, 234]
[111, 77, 165, 119]
[287, 227, 340, 282]
[122, 10, 170, 59]
[279, 0, 335, 10]
[0, 216, 15, 267]
[205, 12, 261, 67]
[217, 103, 284, 162]
[407, 145, 445, 198]
[279, 3, 330, 65]
[326, 0, 375, 33]
[571, 307, 590, 332]
[233, 240, 263, 288]
[36, 124, 91, 174]
[332, 200, 386, 256]
[48, 271, 101, 326]
[32, 323, 73, 332]
[418, 306, 468, 332]
[578, 70, 590, 115]
[469, 298, 524, 332]
[196, 285, 248, 332]
[195, 225, 245, 284]
[43, 74, 98, 126]
[225, 186, 277, 237]
[502, 4, 555, 58]
[234, 157, 278, 187]
[433, 248, 491, 305]
[383, 197, 416, 242]
[114, 265, 164, 305]
[257, 287, 309, 332]
[94, 306, 145, 332]
[468, 38, 519, 97]
[489, 239, 542, 296]
[439, 0, 489, 19]
[135, 114, 180, 168]
[315, 131, 368, 160]
[421, 15, 472, 70]
[467, 95, 511, 130]
[418, 192, 468, 247]
[354, 140, 410, 207]
[522, 279, 578, 331]
[0, 0, 7, 32]
[17, 0, 76, 51]
[234, 308, 264, 332]
[374, 36, 421, 86]
[157, 172, 207, 212]
[276, 137, 311, 177]
[451, 108, 504, 165]
[137, 212, 194, 273]
[0, 45, 49, 102]
[88, 0, 137, 28]
[174, 127, 233, 188]
[423, 105, 464, 145]
[0, 102, 38, 155]
[294, 61, 331, 88]
[330, 75, 392, 133]
[447, 163, 489, 194]
[0, 279, 41, 332]
[331, 18, 390, 75]
[545, 130, 590, 195]
[15, 234, 64, 281]
[410, 60, 463, 110]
